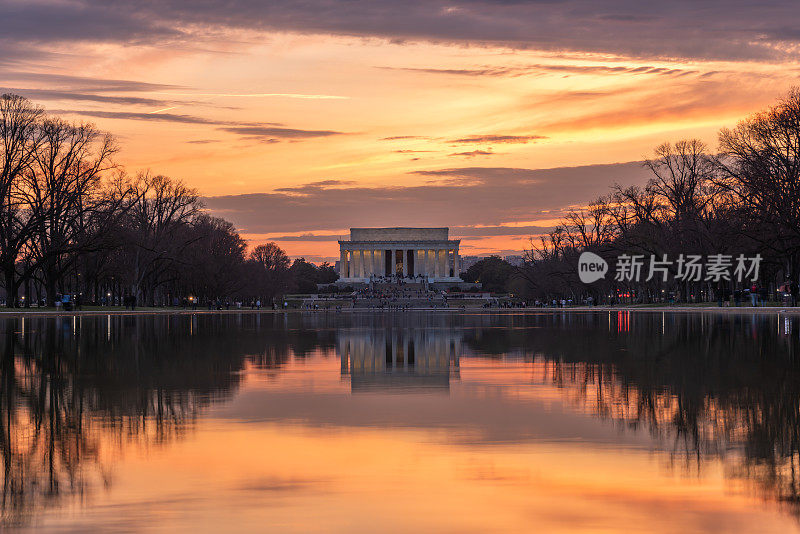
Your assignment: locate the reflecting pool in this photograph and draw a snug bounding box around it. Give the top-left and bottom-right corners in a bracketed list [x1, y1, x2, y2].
[2, 311, 800, 532]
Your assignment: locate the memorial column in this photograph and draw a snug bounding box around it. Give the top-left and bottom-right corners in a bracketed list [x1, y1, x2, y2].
[383, 249, 388, 277]
[361, 249, 367, 278]
[426, 249, 432, 277]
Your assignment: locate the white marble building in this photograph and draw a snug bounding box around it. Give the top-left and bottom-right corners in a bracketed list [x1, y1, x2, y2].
[338, 227, 461, 282]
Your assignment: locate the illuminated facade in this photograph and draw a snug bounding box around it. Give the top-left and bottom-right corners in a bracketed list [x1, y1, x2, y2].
[338, 227, 461, 282]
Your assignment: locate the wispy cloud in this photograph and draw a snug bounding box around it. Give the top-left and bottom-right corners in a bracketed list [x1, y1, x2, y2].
[1, 72, 182, 92]
[448, 149, 496, 157]
[275, 180, 356, 193]
[379, 64, 697, 78]
[448, 134, 546, 144]
[220, 126, 346, 141]
[51, 109, 247, 125]
[0, 88, 169, 106]
[51, 109, 344, 142]
[147, 106, 178, 114]
[153, 92, 348, 100]
[380, 135, 431, 141]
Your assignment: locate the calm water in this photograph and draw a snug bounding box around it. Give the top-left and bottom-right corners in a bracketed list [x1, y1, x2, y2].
[2, 311, 800, 533]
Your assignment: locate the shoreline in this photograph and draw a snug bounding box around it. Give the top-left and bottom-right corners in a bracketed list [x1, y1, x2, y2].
[0, 304, 798, 318]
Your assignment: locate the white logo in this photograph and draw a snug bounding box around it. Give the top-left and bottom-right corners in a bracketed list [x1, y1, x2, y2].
[578, 252, 608, 283]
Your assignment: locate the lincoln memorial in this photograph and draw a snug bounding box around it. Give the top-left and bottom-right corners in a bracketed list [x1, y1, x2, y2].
[338, 227, 461, 282]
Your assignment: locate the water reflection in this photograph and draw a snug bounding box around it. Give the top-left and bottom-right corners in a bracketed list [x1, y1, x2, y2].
[0, 313, 334, 526]
[339, 327, 460, 392]
[0, 311, 799, 529]
[523, 312, 800, 518]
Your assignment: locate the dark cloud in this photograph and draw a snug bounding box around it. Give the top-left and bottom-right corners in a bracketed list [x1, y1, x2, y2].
[380, 135, 431, 141]
[3, 1, 799, 61]
[1, 72, 182, 92]
[448, 149, 496, 157]
[0, 2, 180, 45]
[380, 64, 697, 77]
[51, 109, 341, 142]
[0, 46, 76, 70]
[378, 66, 517, 76]
[203, 161, 651, 234]
[220, 126, 345, 141]
[0, 74, 192, 112]
[448, 134, 546, 144]
[52, 109, 236, 125]
[276, 180, 355, 193]
[2, 88, 169, 106]
[306, 179, 356, 187]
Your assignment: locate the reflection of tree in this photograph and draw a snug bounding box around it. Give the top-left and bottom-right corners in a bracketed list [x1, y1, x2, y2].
[0, 313, 333, 526]
[464, 312, 800, 518]
[6, 310, 798, 523]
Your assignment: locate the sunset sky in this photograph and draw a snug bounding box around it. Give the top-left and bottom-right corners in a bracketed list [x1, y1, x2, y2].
[3, 1, 800, 261]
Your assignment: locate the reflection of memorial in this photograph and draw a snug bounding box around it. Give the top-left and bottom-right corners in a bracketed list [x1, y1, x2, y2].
[339, 329, 461, 391]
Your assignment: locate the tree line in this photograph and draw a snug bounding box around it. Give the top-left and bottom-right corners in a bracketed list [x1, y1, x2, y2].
[520, 88, 800, 304]
[0, 94, 332, 308]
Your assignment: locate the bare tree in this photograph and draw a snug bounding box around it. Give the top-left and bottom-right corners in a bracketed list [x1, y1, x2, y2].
[0, 95, 43, 306]
[22, 117, 118, 304]
[716, 87, 800, 279]
[645, 141, 714, 223]
[181, 215, 247, 300]
[250, 242, 290, 271]
[247, 242, 291, 303]
[121, 172, 200, 303]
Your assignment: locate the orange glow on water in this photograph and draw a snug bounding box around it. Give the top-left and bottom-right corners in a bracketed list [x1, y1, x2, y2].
[18, 351, 800, 533]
